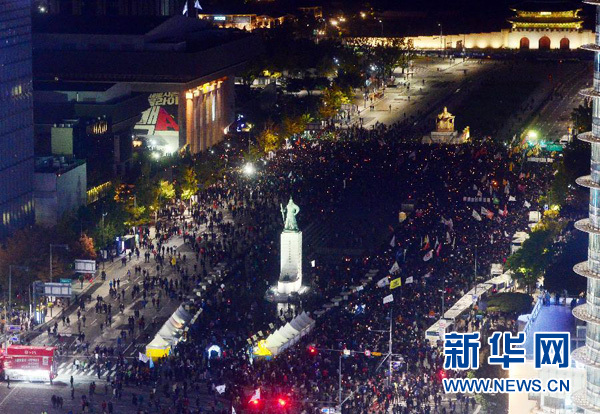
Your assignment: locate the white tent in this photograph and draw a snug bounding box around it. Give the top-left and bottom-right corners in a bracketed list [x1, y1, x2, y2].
[259, 312, 316, 356]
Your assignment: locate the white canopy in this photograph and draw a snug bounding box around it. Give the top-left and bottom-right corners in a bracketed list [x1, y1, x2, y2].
[146, 334, 170, 350]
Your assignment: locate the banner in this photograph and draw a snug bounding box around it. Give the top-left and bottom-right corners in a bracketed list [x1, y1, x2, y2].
[383, 294, 394, 304]
[472, 209, 482, 221]
[405, 276, 414, 284]
[390, 277, 402, 289]
[377, 276, 390, 288]
[389, 261, 400, 274]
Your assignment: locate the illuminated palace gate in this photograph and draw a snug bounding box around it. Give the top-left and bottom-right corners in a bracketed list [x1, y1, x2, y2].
[183, 76, 234, 154]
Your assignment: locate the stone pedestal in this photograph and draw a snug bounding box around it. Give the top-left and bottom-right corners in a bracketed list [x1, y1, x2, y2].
[277, 230, 302, 294]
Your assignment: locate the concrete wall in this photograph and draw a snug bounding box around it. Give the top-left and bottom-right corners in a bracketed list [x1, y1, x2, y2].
[34, 162, 86, 226]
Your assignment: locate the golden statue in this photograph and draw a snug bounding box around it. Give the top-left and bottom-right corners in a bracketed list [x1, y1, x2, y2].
[436, 107, 455, 132]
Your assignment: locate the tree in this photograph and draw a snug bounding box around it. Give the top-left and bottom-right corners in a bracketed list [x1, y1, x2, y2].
[506, 228, 557, 292]
[256, 122, 282, 153]
[282, 114, 313, 139]
[157, 180, 175, 203]
[571, 99, 592, 133]
[180, 166, 198, 202]
[72, 234, 97, 260]
[319, 85, 351, 120]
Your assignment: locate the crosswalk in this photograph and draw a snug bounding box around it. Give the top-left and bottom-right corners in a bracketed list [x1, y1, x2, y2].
[55, 360, 131, 380]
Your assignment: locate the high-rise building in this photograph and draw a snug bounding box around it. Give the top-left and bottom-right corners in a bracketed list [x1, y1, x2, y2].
[572, 0, 600, 410]
[39, 0, 186, 16]
[0, 0, 35, 237]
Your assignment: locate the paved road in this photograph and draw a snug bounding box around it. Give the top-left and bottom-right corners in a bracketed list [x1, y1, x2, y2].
[350, 57, 495, 128]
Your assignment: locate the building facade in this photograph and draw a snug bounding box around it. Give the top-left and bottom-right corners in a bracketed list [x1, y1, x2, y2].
[34, 156, 86, 226]
[351, 1, 594, 50]
[0, 0, 35, 237]
[39, 0, 185, 16]
[571, 1, 600, 411]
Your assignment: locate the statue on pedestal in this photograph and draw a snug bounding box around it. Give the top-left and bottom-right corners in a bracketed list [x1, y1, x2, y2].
[280, 198, 300, 231]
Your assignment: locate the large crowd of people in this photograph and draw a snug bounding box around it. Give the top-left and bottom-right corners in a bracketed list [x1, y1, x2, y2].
[99, 120, 554, 414]
[16, 116, 557, 414]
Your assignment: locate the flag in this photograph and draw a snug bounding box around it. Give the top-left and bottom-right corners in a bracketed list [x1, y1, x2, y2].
[139, 352, 150, 363]
[194, 0, 202, 9]
[423, 249, 433, 262]
[389, 261, 400, 274]
[390, 235, 396, 247]
[250, 389, 260, 402]
[481, 206, 494, 220]
[452, 237, 456, 250]
[232, 406, 237, 414]
[501, 204, 507, 217]
[424, 271, 432, 278]
[405, 276, 414, 284]
[524, 200, 531, 208]
[422, 235, 430, 250]
[472, 209, 482, 221]
[182, 1, 188, 15]
[390, 277, 402, 289]
[509, 195, 516, 202]
[436, 242, 442, 257]
[446, 231, 451, 244]
[377, 276, 390, 288]
[216, 385, 226, 394]
[383, 294, 394, 304]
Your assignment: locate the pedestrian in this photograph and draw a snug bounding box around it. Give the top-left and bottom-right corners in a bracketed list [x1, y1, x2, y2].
[70, 375, 74, 388]
[6, 375, 9, 388]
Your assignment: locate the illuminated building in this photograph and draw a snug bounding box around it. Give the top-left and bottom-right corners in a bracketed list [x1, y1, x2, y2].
[33, 15, 259, 155]
[351, 1, 594, 50]
[0, 0, 35, 237]
[197, 13, 287, 31]
[571, 1, 600, 411]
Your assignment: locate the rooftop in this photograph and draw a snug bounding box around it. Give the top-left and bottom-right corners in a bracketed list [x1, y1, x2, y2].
[32, 15, 262, 86]
[35, 156, 86, 175]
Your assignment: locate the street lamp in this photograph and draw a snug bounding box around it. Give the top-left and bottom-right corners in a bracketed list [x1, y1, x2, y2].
[438, 23, 444, 55]
[243, 163, 256, 176]
[49, 244, 69, 283]
[7, 265, 28, 320]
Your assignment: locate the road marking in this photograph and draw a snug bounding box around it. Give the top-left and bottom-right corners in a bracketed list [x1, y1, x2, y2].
[0, 384, 19, 406]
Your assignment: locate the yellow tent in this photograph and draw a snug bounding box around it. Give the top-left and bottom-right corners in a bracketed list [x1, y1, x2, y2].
[253, 340, 273, 357]
[146, 334, 171, 360]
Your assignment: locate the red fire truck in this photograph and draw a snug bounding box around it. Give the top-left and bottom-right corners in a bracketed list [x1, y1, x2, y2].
[0, 345, 58, 382]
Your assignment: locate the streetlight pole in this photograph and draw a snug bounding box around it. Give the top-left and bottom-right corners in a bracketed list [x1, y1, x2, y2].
[438, 23, 444, 56]
[49, 244, 69, 283]
[7, 265, 28, 322]
[338, 354, 342, 408]
[388, 309, 393, 384]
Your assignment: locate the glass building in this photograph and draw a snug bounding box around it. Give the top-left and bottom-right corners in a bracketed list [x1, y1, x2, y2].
[0, 0, 35, 237]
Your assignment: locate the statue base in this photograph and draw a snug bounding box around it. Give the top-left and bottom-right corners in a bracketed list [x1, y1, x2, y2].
[265, 284, 309, 303]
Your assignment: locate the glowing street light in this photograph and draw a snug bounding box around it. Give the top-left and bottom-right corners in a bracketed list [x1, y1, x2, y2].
[243, 163, 256, 176]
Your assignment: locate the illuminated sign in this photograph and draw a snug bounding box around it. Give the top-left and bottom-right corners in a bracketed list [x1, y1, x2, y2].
[214, 15, 226, 21]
